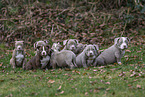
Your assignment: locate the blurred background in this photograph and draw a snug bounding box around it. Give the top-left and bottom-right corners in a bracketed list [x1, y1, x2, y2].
[0, 0, 145, 47]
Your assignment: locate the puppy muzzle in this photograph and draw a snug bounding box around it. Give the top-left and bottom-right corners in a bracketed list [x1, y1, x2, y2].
[41, 51, 47, 56]
[17, 46, 23, 50]
[70, 45, 76, 50]
[87, 51, 95, 57]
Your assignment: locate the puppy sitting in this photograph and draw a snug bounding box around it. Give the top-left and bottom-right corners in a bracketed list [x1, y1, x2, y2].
[94, 37, 130, 66]
[63, 39, 79, 54]
[25, 45, 51, 70]
[50, 43, 77, 69]
[76, 44, 99, 68]
[10, 41, 26, 69]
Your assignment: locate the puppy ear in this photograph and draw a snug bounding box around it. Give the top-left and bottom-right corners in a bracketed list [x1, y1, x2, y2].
[44, 40, 49, 44]
[126, 37, 130, 42]
[34, 42, 36, 49]
[63, 40, 68, 45]
[46, 45, 50, 49]
[74, 39, 79, 44]
[37, 46, 41, 50]
[93, 44, 99, 51]
[116, 37, 121, 44]
[114, 37, 120, 44]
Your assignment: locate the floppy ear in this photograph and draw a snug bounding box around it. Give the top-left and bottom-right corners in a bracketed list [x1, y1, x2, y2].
[44, 40, 49, 44]
[93, 44, 99, 51]
[34, 42, 37, 49]
[63, 40, 68, 45]
[36, 46, 41, 50]
[74, 39, 79, 44]
[117, 37, 121, 44]
[126, 37, 130, 42]
[114, 37, 120, 44]
[46, 45, 51, 49]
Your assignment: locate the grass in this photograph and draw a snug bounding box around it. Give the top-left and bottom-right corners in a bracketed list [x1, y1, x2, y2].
[0, 43, 145, 97]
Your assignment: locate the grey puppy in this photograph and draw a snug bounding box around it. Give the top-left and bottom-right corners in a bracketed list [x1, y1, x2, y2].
[50, 43, 77, 69]
[10, 41, 26, 69]
[76, 44, 99, 68]
[63, 39, 79, 54]
[94, 37, 130, 66]
[75, 43, 85, 55]
[51, 42, 62, 51]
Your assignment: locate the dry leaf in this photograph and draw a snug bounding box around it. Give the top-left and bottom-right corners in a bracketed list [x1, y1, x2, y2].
[60, 91, 64, 94]
[0, 63, 3, 67]
[137, 84, 141, 89]
[48, 80, 55, 83]
[105, 82, 110, 84]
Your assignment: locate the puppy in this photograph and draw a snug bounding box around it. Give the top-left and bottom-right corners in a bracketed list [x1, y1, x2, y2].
[76, 44, 99, 68]
[51, 42, 62, 51]
[34, 40, 49, 55]
[75, 43, 85, 55]
[25, 45, 51, 70]
[94, 37, 130, 66]
[50, 43, 77, 69]
[63, 39, 79, 54]
[10, 41, 26, 69]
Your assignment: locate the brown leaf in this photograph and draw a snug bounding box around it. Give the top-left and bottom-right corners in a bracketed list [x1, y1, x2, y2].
[137, 84, 141, 89]
[0, 63, 3, 67]
[105, 82, 110, 84]
[48, 80, 55, 83]
[60, 91, 64, 94]
[85, 92, 88, 95]
[0, 79, 4, 82]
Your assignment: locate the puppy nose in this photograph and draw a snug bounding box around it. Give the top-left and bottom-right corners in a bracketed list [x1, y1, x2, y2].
[90, 52, 93, 55]
[124, 45, 126, 48]
[42, 52, 46, 55]
[72, 46, 75, 49]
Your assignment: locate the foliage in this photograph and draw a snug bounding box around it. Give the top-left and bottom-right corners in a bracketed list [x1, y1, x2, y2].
[0, 0, 145, 47]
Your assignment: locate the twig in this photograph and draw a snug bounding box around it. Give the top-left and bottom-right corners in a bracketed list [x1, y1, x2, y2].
[0, 18, 24, 21]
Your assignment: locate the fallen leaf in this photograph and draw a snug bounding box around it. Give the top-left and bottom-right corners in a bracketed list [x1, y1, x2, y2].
[60, 91, 64, 94]
[98, 66, 106, 69]
[0, 79, 4, 82]
[85, 92, 88, 95]
[48, 80, 55, 83]
[137, 84, 141, 89]
[0, 63, 3, 67]
[126, 50, 131, 52]
[105, 82, 110, 84]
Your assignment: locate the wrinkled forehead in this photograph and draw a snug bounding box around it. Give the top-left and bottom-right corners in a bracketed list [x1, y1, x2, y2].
[15, 42, 23, 46]
[40, 46, 48, 50]
[120, 37, 128, 43]
[68, 40, 76, 44]
[37, 41, 46, 46]
[85, 45, 95, 50]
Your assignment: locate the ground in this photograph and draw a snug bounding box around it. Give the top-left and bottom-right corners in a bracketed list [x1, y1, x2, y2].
[0, 42, 144, 97]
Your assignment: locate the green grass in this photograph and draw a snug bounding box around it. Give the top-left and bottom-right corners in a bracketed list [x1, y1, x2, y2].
[0, 43, 145, 97]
